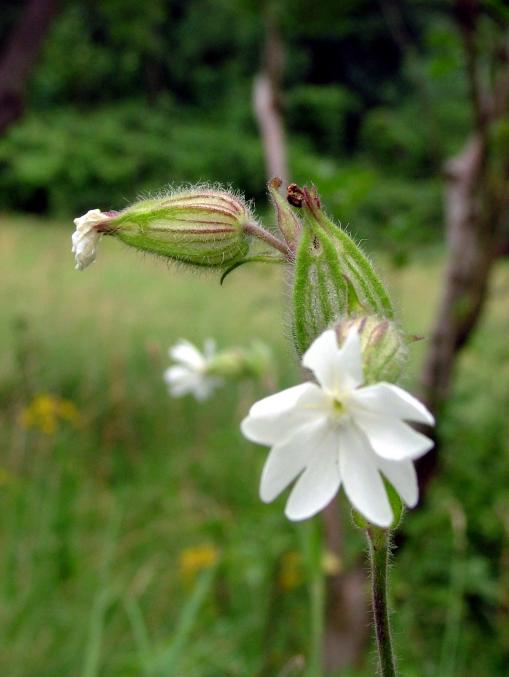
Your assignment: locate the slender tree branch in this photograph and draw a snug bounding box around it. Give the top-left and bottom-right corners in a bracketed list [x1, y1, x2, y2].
[456, 0, 487, 138]
[253, 8, 289, 186]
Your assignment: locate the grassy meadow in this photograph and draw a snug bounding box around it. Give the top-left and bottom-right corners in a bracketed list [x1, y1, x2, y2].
[1, 217, 509, 676]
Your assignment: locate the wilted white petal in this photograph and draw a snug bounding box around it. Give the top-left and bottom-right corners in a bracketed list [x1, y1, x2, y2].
[285, 427, 340, 520]
[355, 412, 434, 461]
[170, 340, 206, 369]
[260, 420, 327, 503]
[241, 383, 327, 445]
[376, 456, 418, 508]
[339, 424, 393, 527]
[351, 382, 434, 425]
[71, 209, 107, 270]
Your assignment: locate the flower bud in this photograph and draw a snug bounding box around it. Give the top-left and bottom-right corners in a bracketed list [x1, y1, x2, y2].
[268, 178, 302, 251]
[102, 188, 252, 268]
[207, 341, 272, 381]
[334, 315, 407, 383]
[291, 186, 394, 354]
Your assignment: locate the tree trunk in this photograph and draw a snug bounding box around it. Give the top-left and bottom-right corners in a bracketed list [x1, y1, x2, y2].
[322, 502, 368, 672]
[0, 0, 58, 134]
[417, 0, 509, 493]
[253, 12, 289, 186]
[417, 136, 497, 489]
[421, 138, 493, 410]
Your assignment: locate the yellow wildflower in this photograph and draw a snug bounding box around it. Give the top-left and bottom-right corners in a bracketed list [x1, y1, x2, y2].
[21, 393, 80, 435]
[178, 544, 219, 582]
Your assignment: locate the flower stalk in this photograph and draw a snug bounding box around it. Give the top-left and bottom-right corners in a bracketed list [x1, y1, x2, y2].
[366, 526, 397, 677]
[243, 220, 293, 260]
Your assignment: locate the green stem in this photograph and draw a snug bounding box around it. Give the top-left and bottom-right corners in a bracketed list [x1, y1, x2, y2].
[244, 221, 293, 260]
[366, 527, 397, 677]
[299, 520, 324, 675]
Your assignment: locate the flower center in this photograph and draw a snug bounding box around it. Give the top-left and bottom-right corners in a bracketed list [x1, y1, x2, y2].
[330, 397, 347, 425]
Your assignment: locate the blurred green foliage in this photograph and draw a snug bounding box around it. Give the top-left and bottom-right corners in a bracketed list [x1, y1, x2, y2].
[2, 3, 509, 673]
[0, 0, 476, 258]
[1, 220, 509, 675]
[0, 103, 265, 214]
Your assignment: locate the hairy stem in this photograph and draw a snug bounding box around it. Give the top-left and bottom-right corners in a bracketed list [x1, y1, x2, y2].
[366, 527, 397, 676]
[244, 221, 293, 260]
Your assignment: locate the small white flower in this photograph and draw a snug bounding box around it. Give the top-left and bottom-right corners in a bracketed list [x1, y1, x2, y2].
[164, 339, 222, 401]
[241, 328, 434, 527]
[71, 209, 108, 270]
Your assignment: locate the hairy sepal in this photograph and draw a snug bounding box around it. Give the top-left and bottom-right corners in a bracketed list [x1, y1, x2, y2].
[292, 188, 394, 355]
[108, 188, 252, 268]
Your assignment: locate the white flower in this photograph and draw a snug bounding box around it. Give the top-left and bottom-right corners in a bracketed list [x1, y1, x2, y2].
[241, 328, 434, 527]
[71, 209, 108, 270]
[164, 339, 222, 401]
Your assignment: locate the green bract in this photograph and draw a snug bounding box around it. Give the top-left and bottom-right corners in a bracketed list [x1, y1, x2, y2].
[334, 315, 407, 384]
[207, 341, 272, 381]
[291, 186, 394, 354]
[107, 189, 252, 267]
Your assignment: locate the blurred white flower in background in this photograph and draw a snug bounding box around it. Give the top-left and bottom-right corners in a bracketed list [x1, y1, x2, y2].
[164, 339, 222, 401]
[71, 209, 108, 270]
[242, 328, 434, 527]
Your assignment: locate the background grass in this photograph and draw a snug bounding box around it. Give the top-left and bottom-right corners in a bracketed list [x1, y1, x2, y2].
[1, 217, 509, 676]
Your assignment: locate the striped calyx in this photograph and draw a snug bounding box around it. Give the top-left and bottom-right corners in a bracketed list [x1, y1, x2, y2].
[106, 189, 252, 267]
[292, 186, 394, 355]
[334, 316, 407, 384]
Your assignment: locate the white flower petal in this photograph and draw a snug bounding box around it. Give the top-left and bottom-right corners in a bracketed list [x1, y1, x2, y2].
[302, 329, 339, 389]
[163, 365, 191, 385]
[194, 378, 220, 401]
[285, 426, 340, 520]
[241, 382, 327, 445]
[351, 382, 434, 425]
[169, 373, 218, 400]
[302, 328, 363, 393]
[170, 341, 206, 369]
[244, 325, 435, 524]
[168, 381, 193, 397]
[339, 424, 393, 527]
[260, 420, 327, 503]
[376, 456, 418, 508]
[355, 412, 434, 461]
[332, 328, 364, 390]
[168, 377, 198, 397]
[164, 365, 199, 396]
